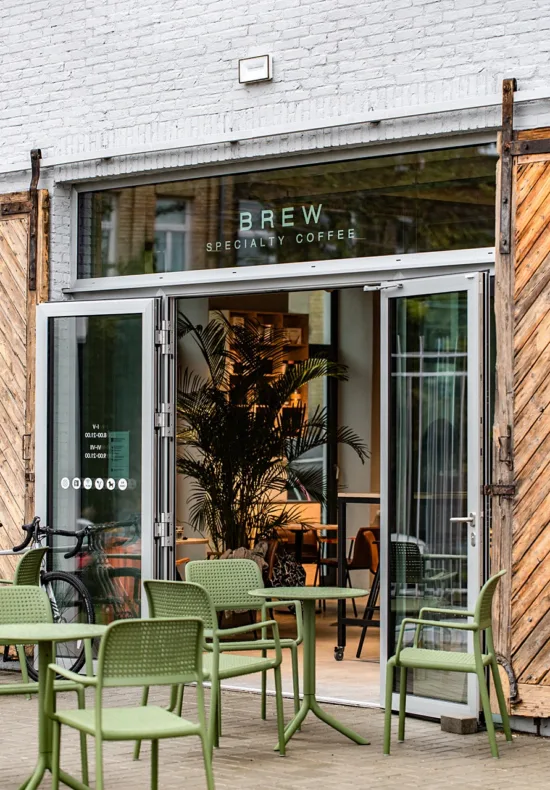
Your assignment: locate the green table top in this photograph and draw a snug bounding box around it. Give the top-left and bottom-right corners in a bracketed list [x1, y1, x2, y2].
[249, 586, 368, 601]
[0, 623, 107, 645]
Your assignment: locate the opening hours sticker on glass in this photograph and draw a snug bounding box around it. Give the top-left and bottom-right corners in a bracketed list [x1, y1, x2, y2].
[108, 431, 130, 481]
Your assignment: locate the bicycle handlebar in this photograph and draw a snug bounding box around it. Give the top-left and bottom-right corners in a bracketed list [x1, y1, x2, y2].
[12, 518, 39, 553]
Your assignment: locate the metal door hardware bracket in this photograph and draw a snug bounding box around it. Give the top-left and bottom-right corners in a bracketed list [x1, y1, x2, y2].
[155, 321, 174, 355]
[155, 403, 174, 437]
[499, 78, 517, 256]
[363, 282, 403, 292]
[498, 425, 513, 468]
[483, 484, 516, 498]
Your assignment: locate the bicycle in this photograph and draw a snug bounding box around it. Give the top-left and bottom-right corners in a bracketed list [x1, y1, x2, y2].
[1, 516, 95, 680]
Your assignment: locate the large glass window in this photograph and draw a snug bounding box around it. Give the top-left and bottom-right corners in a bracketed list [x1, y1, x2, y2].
[77, 145, 497, 278]
[49, 314, 143, 623]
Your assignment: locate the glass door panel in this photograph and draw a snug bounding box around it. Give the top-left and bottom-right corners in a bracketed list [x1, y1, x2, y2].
[36, 300, 156, 623]
[381, 273, 485, 717]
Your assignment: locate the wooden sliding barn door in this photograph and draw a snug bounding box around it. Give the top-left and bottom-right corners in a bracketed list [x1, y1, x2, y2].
[494, 116, 550, 717]
[0, 190, 49, 577]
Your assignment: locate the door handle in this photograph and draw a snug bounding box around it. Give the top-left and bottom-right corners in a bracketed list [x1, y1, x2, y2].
[450, 512, 476, 526]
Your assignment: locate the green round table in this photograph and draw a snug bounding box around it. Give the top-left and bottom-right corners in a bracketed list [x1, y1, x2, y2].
[249, 586, 370, 748]
[0, 623, 106, 790]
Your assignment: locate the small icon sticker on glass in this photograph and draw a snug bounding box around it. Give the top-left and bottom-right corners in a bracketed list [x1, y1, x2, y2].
[95, 478, 104, 490]
[72, 478, 81, 490]
[118, 479, 128, 491]
[60, 477, 70, 490]
[106, 478, 116, 491]
[83, 478, 92, 490]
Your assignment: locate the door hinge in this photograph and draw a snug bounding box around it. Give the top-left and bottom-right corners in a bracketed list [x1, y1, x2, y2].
[22, 434, 32, 461]
[498, 425, 513, 469]
[483, 484, 516, 499]
[154, 513, 173, 546]
[155, 321, 174, 355]
[155, 403, 173, 437]
[1, 201, 32, 216]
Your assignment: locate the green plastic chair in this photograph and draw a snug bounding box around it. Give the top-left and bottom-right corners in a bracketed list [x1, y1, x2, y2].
[185, 559, 303, 719]
[138, 579, 287, 757]
[0, 548, 47, 685]
[384, 569, 512, 758]
[0, 585, 91, 783]
[46, 617, 214, 790]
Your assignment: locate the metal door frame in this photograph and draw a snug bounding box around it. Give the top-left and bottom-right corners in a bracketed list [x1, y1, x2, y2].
[35, 298, 157, 613]
[379, 272, 487, 719]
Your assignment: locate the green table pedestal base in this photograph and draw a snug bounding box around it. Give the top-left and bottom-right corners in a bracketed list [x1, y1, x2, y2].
[273, 598, 369, 749]
[277, 694, 369, 748]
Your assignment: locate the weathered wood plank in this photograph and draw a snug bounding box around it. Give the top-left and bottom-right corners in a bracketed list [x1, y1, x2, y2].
[514, 370, 550, 449]
[515, 161, 548, 208]
[517, 127, 550, 141]
[516, 164, 550, 236]
[512, 606, 550, 682]
[512, 573, 550, 648]
[513, 309, 550, 388]
[492, 133, 515, 665]
[514, 196, 550, 267]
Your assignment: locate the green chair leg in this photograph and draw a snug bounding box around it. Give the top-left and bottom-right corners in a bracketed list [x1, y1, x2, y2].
[217, 681, 222, 738]
[95, 734, 105, 790]
[151, 739, 159, 790]
[291, 645, 300, 717]
[273, 666, 286, 757]
[16, 646, 31, 700]
[76, 686, 89, 784]
[398, 667, 407, 742]
[51, 719, 61, 790]
[200, 732, 215, 790]
[491, 658, 512, 742]
[383, 660, 395, 755]
[176, 684, 185, 718]
[478, 669, 499, 758]
[134, 686, 150, 760]
[261, 668, 267, 720]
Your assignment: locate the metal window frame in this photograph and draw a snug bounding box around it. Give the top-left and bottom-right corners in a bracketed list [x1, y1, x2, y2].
[67, 131, 497, 291]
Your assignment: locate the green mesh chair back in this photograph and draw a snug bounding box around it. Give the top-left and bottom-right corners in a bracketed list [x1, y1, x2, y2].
[0, 585, 52, 624]
[474, 569, 506, 629]
[97, 617, 203, 688]
[144, 580, 216, 631]
[390, 541, 423, 584]
[186, 559, 265, 611]
[13, 548, 47, 586]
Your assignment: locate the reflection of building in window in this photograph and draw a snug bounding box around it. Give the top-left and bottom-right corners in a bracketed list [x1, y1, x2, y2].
[237, 200, 278, 267]
[154, 198, 190, 272]
[101, 194, 118, 277]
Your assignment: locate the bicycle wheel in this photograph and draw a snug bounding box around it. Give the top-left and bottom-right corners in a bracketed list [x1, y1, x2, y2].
[25, 571, 95, 681]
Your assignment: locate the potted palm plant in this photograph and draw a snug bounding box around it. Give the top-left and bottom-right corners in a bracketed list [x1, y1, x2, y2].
[177, 312, 368, 553]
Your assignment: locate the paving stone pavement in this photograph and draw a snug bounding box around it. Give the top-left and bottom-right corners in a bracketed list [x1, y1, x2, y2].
[0, 672, 549, 790]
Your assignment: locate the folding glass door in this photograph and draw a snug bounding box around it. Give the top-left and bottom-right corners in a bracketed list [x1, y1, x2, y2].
[380, 273, 487, 718]
[35, 298, 174, 621]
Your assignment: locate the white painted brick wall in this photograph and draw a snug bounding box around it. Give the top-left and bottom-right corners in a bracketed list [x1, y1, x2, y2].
[1, 0, 550, 295]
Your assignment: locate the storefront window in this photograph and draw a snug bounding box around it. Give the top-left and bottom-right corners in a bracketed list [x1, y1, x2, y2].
[77, 144, 497, 278]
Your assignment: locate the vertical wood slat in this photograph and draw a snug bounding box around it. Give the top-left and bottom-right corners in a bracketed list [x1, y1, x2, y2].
[492, 133, 515, 691]
[0, 191, 48, 580]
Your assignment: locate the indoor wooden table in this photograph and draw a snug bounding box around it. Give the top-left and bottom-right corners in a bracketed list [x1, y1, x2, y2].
[249, 586, 370, 748]
[283, 523, 337, 563]
[0, 622, 107, 790]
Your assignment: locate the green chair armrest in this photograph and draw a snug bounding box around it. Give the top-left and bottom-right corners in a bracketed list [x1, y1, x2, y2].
[264, 599, 303, 644]
[0, 579, 14, 585]
[48, 664, 98, 686]
[216, 619, 282, 662]
[419, 607, 475, 619]
[396, 616, 477, 658]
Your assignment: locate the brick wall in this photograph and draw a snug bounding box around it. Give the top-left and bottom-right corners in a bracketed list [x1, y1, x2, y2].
[2, 0, 550, 294]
